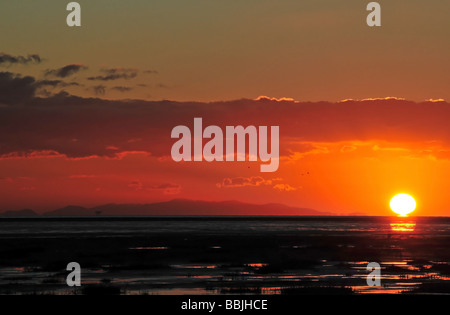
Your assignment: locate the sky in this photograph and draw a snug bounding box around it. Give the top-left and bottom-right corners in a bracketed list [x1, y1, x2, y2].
[0, 1, 449, 215]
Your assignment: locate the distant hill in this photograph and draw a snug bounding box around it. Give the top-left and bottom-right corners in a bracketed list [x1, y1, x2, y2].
[0, 209, 38, 216]
[40, 199, 333, 216]
[43, 205, 93, 216]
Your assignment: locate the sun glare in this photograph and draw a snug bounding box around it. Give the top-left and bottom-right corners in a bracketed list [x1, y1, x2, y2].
[390, 194, 416, 216]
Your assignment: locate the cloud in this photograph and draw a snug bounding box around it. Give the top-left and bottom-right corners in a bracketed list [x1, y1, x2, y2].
[217, 176, 272, 188]
[111, 86, 132, 92]
[36, 80, 81, 88]
[0, 150, 64, 159]
[1, 88, 450, 163]
[339, 96, 406, 103]
[287, 142, 331, 160]
[0, 53, 41, 66]
[0, 72, 36, 104]
[44, 64, 87, 78]
[88, 68, 138, 81]
[0, 71, 83, 104]
[217, 176, 297, 192]
[92, 85, 106, 95]
[273, 183, 298, 192]
[255, 95, 296, 102]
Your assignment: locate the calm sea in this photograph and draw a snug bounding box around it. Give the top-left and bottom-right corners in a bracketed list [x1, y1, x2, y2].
[0, 216, 449, 236]
[1, 216, 450, 295]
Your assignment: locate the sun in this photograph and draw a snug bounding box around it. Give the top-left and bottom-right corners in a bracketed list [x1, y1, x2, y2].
[390, 194, 416, 216]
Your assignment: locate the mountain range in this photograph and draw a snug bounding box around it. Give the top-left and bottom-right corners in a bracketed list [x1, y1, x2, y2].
[0, 199, 334, 216]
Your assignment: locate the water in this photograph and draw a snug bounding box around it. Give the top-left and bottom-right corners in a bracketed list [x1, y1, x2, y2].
[0, 216, 449, 295]
[1, 216, 449, 237]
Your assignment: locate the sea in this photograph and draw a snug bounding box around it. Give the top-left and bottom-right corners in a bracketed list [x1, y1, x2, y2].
[1, 216, 450, 236]
[0, 216, 449, 295]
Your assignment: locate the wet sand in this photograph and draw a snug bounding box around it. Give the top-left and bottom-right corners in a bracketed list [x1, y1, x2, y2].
[0, 217, 449, 295]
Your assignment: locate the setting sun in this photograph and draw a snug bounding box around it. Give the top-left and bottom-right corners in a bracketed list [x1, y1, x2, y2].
[390, 194, 416, 216]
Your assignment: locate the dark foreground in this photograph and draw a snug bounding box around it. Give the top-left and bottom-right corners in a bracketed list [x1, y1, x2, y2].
[0, 216, 450, 295]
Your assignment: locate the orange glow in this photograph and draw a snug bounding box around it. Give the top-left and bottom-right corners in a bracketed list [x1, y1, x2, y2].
[390, 222, 416, 232]
[1, 98, 450, 216]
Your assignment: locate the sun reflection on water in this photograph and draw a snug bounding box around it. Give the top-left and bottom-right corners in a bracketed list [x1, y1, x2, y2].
[390, 222, 416, 232]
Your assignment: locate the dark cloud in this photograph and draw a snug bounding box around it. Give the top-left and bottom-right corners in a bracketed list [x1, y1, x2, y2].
[88, 68, 138, 81]
[36, 80, 81, 88]
[0, 88, 450, 161]
[0, 53, 41, 66]
[0, 71, 83, 104]
[34, 80, 80, 98]
[111, 86, 132, 92]
[0, 72, 36, 104]
[35, 88, 53, 98]
[36, 80, 63, 88]
[44, 64, 87, 78]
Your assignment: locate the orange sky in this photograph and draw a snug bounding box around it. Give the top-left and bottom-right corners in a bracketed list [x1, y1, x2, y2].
[0, 96, 450, 216]
[0, 1, 449, 215]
